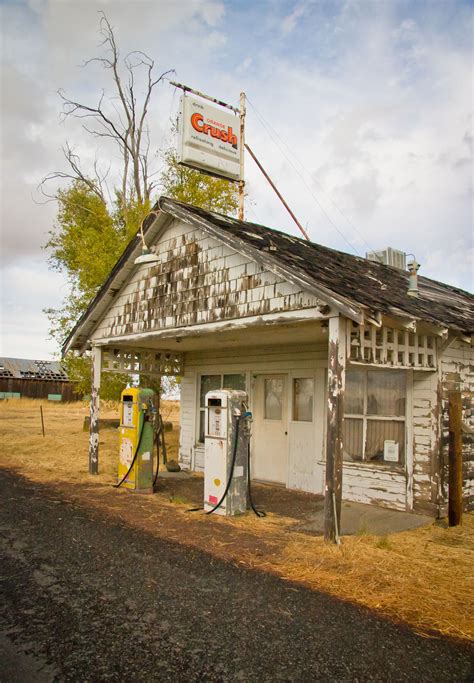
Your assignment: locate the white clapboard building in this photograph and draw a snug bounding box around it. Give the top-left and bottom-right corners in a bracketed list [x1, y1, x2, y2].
[64, 197, 474, 517]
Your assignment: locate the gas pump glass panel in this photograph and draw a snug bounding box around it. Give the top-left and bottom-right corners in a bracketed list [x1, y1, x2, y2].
[207, 397, 225, 438]
[121, 395, 135, 428]
[199, 373, 246, 442]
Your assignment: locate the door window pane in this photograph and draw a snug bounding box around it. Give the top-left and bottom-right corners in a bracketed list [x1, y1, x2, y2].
[365, 420, 405, 465]
[367, 370, 406, 416]
[345, 369, 365, 414]
[223, 374, 246, 392]
[293, 378, 313, 421]
[343, 418, 363, 461]
[200, 374, 221, 407]
[264, 378, 284, 420]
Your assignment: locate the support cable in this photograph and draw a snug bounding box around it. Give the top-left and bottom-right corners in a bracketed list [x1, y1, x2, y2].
[245, 143, 310, 241]
[247, 97, 381, 257]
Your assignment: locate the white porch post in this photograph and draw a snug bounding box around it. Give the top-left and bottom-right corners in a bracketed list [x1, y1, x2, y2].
[324, 315, 346, 542]
[89, 345, 102, 475]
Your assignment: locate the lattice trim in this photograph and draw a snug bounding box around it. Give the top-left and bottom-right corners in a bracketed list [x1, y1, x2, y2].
[347, 323, 436, 369]
[102, 348, 183, 376]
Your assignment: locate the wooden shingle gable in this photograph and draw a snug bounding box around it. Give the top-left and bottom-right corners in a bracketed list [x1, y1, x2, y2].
[63, 196, 473, 354]
[159, 198, 364, 325]
[89, 217, 326, 344]
[162, 198, 473, 336]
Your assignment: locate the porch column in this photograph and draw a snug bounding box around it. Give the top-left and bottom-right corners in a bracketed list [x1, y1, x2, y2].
[324, 315, 346, 542]
[89, 345, 102, 475]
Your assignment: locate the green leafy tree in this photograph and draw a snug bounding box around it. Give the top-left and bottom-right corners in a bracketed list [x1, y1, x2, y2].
[160, 148, 238, 214]
[44, 182, 149, 400]
[44, 181, 150, 342]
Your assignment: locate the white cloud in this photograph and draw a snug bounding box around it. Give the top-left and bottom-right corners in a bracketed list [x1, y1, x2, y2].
[281, 2, 310, 35]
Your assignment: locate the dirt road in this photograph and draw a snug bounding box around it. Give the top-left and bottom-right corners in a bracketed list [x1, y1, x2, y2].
[1, 469, 472, 682]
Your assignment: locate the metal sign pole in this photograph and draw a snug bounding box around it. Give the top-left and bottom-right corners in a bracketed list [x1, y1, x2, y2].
[169, 80, 239, 113]
[239, 92, 246, 221]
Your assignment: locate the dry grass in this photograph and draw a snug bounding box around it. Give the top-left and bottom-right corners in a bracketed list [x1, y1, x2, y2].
[1, 398, 473, 643]
[0, 398, 180, 485]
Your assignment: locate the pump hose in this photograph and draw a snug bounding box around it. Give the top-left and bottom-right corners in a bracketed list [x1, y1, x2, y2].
[113, 417, 146, 489]
[205, 416, 241, 515]
[247, 442, 266, 517]
[152, 420, 161, 489]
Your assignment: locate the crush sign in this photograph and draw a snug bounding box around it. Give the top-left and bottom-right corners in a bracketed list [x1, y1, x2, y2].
[177, 94, 241, 182]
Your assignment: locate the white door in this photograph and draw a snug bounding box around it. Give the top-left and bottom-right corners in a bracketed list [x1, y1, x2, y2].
[252, 374, 288, 484]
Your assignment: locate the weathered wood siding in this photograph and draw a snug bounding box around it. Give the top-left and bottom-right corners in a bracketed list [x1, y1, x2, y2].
[440, 341, 474, 512]
[341, 465, 407, 510]
[178, 373, 196, 471]
[411, 371, 439, 515]
[179, 342, 419, 513]
[0, 378, 81, 401]
[91, 220, 321, 342]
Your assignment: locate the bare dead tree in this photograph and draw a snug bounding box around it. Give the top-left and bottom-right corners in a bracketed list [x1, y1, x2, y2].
[40, 12, 174, 209]
[39, 142, 109, 204]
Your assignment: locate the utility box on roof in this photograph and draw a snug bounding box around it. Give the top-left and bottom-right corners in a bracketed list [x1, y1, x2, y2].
[366, 248, 407, 270]
[204, 389, 249, 516]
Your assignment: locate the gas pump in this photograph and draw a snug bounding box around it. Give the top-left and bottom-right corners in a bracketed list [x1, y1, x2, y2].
[204, 389, 251, 516]
[117, 387, 156, 493]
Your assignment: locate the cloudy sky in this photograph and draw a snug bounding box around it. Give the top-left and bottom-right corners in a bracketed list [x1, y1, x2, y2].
[1, 0, 472, 359]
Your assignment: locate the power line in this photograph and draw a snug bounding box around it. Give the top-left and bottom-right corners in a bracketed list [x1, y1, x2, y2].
[247, 97, 379, 257]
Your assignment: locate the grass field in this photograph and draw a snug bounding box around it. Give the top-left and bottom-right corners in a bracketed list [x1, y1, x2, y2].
[0, 398, 180, 485]
[1, 398, 473, 643]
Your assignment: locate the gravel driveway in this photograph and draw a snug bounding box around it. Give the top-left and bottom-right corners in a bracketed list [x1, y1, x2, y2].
[1, 469, 472, 682]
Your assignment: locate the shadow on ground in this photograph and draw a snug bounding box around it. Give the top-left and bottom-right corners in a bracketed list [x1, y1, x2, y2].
[1, 468, 472, 682]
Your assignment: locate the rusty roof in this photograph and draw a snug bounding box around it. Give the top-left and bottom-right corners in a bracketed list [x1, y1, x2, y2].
[0, 357, 69, 381]
[63, 197, 473, 354]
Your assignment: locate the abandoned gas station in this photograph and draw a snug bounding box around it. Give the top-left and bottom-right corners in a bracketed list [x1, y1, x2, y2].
[63, 196, 474, 535]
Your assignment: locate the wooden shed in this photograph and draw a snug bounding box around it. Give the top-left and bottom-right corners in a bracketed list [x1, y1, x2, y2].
[64, 197, 474, 518]
[0, 357, 80, 401]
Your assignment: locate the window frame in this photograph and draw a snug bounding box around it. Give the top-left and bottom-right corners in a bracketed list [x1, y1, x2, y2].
[343, 367, 407, 468]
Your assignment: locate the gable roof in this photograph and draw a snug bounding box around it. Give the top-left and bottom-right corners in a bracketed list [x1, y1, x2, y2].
[63, 196, 474, 354]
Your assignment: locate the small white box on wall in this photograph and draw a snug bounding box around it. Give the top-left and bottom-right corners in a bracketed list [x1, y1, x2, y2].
[384, 440, 399, 462]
